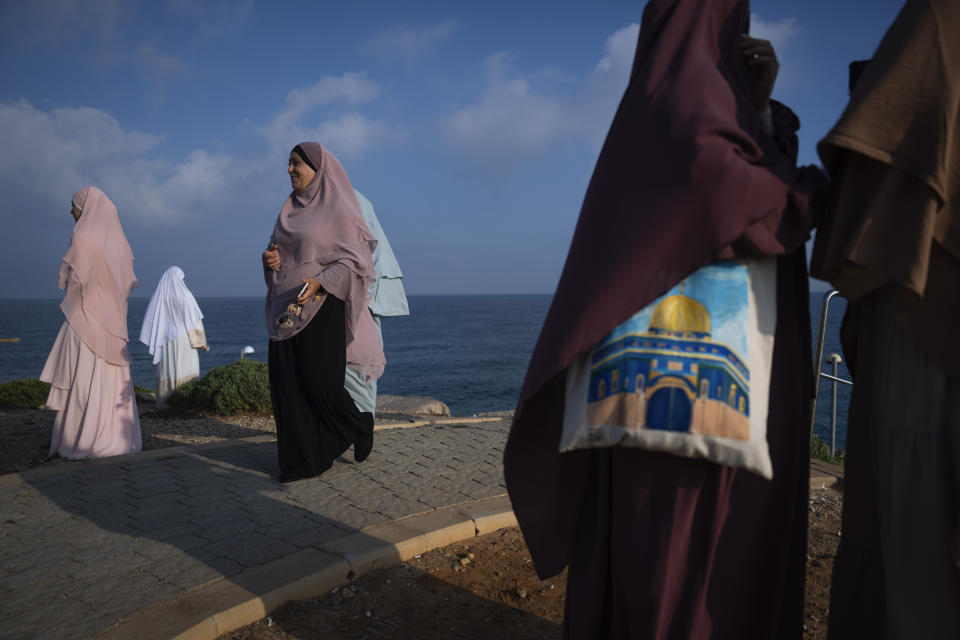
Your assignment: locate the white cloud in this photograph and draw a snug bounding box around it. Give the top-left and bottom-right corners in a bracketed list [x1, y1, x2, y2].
[0, 100, 232, 226]
[306, 113, 399, 158]
[440, 15, 808, 163]
[0, 0, 131, 43]
[134, 149, 232, 219]
[750, 14, 802, 90]
[360, 21, 458, 61]
[285, 73, 381, 110]
[749, 14, 802, 51]
[441, 24, 639, 158]
[166, 0, 255, 43]
[257, 72, 402, 159]
[596, 24, 639, 73]
[443, 52, 567, 151]
[135, 43, 184, 75]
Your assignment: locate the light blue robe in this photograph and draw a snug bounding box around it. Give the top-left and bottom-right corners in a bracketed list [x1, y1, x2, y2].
[345, 190, 409, 414]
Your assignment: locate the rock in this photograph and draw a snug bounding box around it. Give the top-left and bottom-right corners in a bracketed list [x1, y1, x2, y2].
[475, 410, 514, 418]
[375, 395, 451, 417]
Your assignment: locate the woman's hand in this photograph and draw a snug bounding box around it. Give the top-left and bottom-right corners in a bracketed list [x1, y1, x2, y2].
[296, 277, 321, 305]
[741, 36, 779, 112]
[262, 243, 280, 271]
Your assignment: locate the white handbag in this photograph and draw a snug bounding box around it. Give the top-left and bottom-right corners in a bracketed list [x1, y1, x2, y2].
[561, 258, 777, 479]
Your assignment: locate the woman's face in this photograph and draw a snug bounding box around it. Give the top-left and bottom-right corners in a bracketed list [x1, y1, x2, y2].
[288, 152, 316, 191]
[70, 203, 82, 222]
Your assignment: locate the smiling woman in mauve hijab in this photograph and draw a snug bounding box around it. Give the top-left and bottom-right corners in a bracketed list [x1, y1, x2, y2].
[40, 186, 142, 460]
[261, 142, 384, 483]
[503, 0, 827, 637]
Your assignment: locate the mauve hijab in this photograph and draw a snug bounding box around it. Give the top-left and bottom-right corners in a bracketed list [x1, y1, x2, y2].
[265, 142, 384, 379]
[59, 186, 138, 365]
[505, 0, 825, 577]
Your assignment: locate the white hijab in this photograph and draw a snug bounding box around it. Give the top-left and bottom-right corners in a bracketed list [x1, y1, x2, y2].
[139, 266, 204, 364]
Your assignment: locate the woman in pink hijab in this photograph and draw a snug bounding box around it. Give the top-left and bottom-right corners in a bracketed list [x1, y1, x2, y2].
[262, 142, 384, 483]
[40, 187, 142, 459]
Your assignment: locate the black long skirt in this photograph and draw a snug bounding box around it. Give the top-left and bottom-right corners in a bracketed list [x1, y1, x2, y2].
[268, 295, 374, 478]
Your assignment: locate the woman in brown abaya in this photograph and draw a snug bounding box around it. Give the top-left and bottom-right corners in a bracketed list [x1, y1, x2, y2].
[810, 1, 960, 636]
[503, 1, 828, 637]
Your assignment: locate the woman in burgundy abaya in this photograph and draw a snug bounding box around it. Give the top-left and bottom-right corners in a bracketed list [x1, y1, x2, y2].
[504, 1, 828, 637]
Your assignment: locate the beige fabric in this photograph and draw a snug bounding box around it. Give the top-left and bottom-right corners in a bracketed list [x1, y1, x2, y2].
[156, 332, 200, 408]
[811, 0, 960, 376]
[186, 328, 206, 349]
[40, 321, 141, 459]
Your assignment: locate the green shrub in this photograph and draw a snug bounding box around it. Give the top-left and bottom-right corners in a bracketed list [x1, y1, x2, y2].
[811, 433, 844, 466]
[166, 359, 271, 415]
[134, 384, 153, 395]
[0, 378, 52, 410]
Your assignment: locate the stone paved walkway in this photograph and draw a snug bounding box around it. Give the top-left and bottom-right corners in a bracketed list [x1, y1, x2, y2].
[0, 413, 845, 640]
[0, 418, 510, 640]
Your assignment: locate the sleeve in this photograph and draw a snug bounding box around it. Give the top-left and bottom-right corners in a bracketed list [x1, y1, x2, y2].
[715, 100, 829, 259]
[316, 262, 354, 301]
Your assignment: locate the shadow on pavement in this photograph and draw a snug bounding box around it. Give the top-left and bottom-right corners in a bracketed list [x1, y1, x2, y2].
[2, 417, 510, 640]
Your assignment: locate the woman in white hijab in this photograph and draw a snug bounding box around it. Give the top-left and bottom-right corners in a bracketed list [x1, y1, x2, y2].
[139, 266, 208, 408]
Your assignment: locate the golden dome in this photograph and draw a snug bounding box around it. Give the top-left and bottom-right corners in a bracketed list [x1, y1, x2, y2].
[648, 295, 711, 336]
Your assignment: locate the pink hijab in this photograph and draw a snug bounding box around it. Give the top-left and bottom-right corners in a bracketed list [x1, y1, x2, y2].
[265, 142, 384, 379]
[60, 187, 138, 365]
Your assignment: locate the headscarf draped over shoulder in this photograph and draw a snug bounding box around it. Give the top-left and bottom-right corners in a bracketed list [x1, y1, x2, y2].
[811, 0, 960, 376]
[265, 142, 385, 379]
[353, 189, 409, 318]
[513, 0, 822, 421]
[60, 186, 138, 365]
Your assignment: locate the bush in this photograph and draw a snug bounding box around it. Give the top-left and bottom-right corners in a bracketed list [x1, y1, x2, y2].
[0, 378, 52, 410]
[811, 433, 844, 466]
[166, 359, 271, 415]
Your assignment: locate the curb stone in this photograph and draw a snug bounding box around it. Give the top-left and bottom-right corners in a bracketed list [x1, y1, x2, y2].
[94, 495, 517, 640]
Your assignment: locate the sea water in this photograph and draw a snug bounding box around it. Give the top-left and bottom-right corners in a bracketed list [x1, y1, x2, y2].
[0, 292, 849, 448]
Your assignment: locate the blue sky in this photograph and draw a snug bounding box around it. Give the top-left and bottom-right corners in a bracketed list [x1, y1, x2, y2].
[0, 0, 907, 298]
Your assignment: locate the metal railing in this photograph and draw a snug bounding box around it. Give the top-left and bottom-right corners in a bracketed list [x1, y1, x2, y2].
[810, 289, 853, 457]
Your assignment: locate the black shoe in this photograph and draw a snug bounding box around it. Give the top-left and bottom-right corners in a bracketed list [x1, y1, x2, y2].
[354, 432, 373, 463]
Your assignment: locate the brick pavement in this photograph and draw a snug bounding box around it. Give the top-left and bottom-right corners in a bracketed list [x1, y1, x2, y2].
[0, 418, 511, 640]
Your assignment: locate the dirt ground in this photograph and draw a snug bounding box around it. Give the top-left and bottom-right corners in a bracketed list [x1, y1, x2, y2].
[1, 405, 843, 639]
[221, 491, 843, 640]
